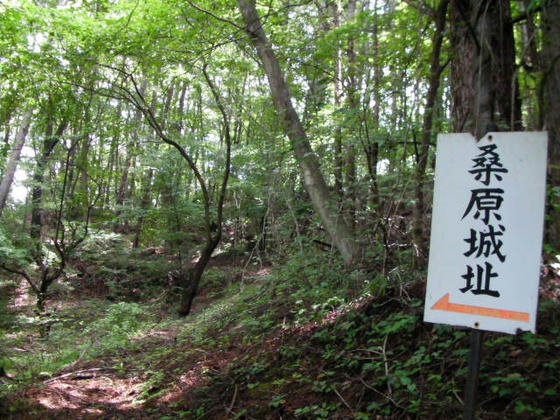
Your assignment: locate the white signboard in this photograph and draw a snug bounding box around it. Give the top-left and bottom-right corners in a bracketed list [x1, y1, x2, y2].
[424, 132, 548, 334]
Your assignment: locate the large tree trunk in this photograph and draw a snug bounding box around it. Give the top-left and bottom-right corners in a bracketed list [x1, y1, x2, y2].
[542, 1, 560, 250]
[450, 0, 520, 138]
[0, 109, 32, 216]
[411, 0, 449, 266]
[238, 0, 359, 264]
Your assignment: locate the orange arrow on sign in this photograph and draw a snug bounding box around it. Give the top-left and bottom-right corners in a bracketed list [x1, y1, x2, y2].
[431, 293, 530, 322]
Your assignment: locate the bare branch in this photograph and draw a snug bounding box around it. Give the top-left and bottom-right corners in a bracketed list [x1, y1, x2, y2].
[122, 73, 212, 229]
[187, 0, 246, 30]
[0, 264, 39, 295]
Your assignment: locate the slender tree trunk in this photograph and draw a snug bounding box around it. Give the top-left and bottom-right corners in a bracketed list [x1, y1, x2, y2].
[178, 234, 220, 317]
[333, 0, 344, 199]
[344, 0, 358, 231]
[411, 0, 448, 266]
[77, 135, 91, 219]
[0, 109, 32, 215]
[104, 126, 119, 206]
[519, 0, 540, 130]
[114, 82, 146, 232]
[133, 168, 154, 248]
[1, 114, 11, 151]
[115, 148, 132, 209]
[364, 0, 381, 211]
[542, 1, 560, 250]
[178, 65, 232, 317]
[238, 0, 359, 264]
[30, 111, 67, 241]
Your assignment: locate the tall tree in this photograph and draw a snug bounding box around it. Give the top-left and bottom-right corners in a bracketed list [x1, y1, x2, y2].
[449, 0, 520, 138]
[237, 0, 359, 264]
[0, 108, 32, 216]
[411, 0, 449, 265]
[542, 0, 560, 250]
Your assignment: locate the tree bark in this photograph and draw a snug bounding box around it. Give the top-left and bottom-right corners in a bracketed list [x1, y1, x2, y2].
[450, 0, 520, 138]
[542, 0, 560, 250]
[0, 109, 32, 216]
[238, 0, 359, 264]
[178, 234, 221, 317]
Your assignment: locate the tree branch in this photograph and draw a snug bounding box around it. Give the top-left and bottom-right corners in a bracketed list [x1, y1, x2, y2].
[187, 0, 246, 30]
[0, 264, 39, 295]
[201, 64, 232, 237]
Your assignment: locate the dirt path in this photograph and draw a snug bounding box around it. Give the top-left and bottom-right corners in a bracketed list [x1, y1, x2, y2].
[8, 279, 34, 310]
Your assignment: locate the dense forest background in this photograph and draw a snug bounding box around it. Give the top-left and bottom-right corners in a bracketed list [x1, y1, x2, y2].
[0, 0, 559, 418]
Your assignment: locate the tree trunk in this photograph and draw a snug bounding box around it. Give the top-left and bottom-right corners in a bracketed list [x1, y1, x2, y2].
[363, 0, 381, 211]
[114, 81, 146, 233]
[178, 234, 220, 317]
[30, 110, 67, 241]
[178, 65, 232, 316]
[450, 0, 520, 138]
[133, 168, 154, 248]
[332, 0, 344, 199]
[411, 0, 449, 266]
[344, 0, 358, 231]
[0, 109, 32, 216]
[238, 0, 359, 264]
[542, 0, 560, 250]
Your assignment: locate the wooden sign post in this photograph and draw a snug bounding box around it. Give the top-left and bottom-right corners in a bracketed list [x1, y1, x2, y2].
[424, 132, 548, 418]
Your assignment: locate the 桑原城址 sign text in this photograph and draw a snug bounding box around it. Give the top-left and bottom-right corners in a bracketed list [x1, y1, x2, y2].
[424, 132, 547, 334]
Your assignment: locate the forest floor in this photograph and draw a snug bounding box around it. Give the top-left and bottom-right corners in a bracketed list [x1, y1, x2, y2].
[1, 237, 559, 419]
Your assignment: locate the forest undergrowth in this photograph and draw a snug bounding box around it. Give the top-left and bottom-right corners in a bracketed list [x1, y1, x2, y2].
[0, 233, 559, 419]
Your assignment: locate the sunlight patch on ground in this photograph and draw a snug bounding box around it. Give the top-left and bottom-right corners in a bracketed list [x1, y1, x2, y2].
[9, 279, 34, 309]
[29, 375, 145, 414]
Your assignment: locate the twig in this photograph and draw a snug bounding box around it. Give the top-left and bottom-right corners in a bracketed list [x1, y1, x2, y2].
[382, 334, 392, 397]
[228, 384, 238, 413]
[453, 387, 464, 405]
[332, 385, 353, 412]
[357, 376, 404, 410]
[187, 0, 246, 31]
[43, 367, 116, 384]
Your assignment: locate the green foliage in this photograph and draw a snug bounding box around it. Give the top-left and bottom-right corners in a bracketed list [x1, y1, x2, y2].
[0, 297, 164, 402]
[0, 226, 32, 268]
[269, 250, 362, 324]
[0, 0, 558, 418]
[86, 302, 146, 339]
